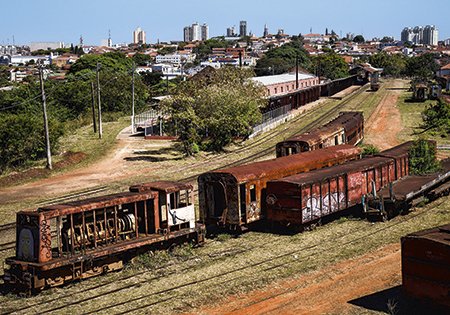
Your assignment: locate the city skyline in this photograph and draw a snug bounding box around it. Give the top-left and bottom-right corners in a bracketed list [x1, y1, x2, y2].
[1, 0, 449, 46]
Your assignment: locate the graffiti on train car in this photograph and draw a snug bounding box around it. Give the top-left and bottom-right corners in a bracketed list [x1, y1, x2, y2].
[302, 192, 346, 222]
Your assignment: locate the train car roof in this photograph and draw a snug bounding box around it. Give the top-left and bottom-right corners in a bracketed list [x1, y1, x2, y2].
[281, 112, 363, 144]
[201, 144, 361, 182]
[402, 223, 450, 246]
[34, 191, 156, 216]
[129, 181, 193, 193]
[269, 156, 391, 186]
[375, 141, 414, 158]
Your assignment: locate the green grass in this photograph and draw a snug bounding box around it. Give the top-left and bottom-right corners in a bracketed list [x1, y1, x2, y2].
[397, 92, 450, 146]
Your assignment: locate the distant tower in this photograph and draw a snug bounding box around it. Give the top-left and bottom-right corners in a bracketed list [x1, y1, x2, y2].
[79, 35, 83, 47]
[239, 21, 247, 37]
[201, 23, 209, 41]
[133, 27, 146, 45]
[263, 24, 269, 37]
[310, 27, 312, 33]
[107, 29, 112, 47]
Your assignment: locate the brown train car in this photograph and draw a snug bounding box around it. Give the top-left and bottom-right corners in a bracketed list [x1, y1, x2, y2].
[3, 181, 204, 293]
[276, 112, 364, 157]
[198, 145, 361, 231]
[265, 156, 397, 226]
[401, 224, 450, 309]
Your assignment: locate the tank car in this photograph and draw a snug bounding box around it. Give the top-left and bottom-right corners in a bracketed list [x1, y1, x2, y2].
[198, 145, 361, 231]
[276, 112, 364, 157]
[3, 181, 204, 293]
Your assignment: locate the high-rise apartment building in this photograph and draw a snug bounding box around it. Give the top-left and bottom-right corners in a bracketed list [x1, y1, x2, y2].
[423, 25, 438, 46]
[133, 27, 146, 45]
[201, 23, 209, 41]
[239, 21, 247, 37]
[226, 26, 236, 37]
[183, 22, 208, 42]
[401, 25, 438, 45]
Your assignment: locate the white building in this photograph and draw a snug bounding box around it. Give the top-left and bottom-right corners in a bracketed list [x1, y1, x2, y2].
[133, 27, 146, 45]
[29, 42, 64, 52]
[183, 22, 209, 42]
[10, 55, 51, 66]
[401, 25, 438, 45]
[423, 25, 438, 46]
[155, 52, 196, 65]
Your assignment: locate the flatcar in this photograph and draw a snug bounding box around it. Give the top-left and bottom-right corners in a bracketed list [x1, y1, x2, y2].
[266, 142, 415, 227]
[3, 181, 204, 293]
[401, 224, 450, 309]
[198, 145, 361, 231]
[276, 112, 364, 157]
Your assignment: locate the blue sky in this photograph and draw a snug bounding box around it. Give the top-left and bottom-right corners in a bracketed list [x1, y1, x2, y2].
[1, 0, 449, 46]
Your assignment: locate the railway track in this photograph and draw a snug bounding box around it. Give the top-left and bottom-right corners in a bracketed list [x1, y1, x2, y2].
[22, 199, 445, 315]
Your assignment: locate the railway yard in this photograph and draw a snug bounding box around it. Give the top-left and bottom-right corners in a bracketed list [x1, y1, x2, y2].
[0, 79, 449, 314]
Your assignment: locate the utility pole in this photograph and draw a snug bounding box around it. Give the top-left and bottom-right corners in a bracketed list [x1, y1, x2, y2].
[39, 65, 52, 170]
[131, 62, 135, 134]
[295, 53, 299, 89]
[90, 81, 97, 133]
[239, 51, 242, 68]
[96, 62, 102, 139]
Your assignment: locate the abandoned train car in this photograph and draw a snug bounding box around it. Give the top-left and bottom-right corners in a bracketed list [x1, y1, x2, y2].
[3, 181, 204, 293]
[402, 224, 450, 309]
[266, 142, 417, 227]
[276, 112, 364, 157]
[198, 145, 361, 231]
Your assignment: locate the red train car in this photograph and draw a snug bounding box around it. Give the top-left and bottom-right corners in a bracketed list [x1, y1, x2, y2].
[3, 181, 204, 293]
[402, 224, 450, 309]
[266, 142, 419, 227]
[276, 112, 364, 157]
[266, 156, 397, 226]
[198, 145, 361, 230]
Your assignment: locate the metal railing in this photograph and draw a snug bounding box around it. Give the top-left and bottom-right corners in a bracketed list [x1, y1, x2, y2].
[251, 104, 291, 135]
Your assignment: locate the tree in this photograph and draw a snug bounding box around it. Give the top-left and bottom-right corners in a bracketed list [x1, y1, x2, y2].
[409, 139, 441, 175]
[161, 67, 265, 155]
[421, 98, 450, 135]
[309, 53, 349, 80]
[369, 52, 406, 77]
[353, 35, 365, 43]
[254, 39, 310, 76]
[405, 53, 440, 81]
[132, 53, 152, 66]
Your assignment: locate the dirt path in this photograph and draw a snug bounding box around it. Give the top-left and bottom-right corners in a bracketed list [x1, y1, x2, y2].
[364, 81, 406, 151]
[197, 243, 401, 315]
[0, 127, 168, 204]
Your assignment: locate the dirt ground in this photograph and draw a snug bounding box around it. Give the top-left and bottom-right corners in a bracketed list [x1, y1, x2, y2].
[197, 243, 401, 315]
[364, 81, 406, 151]
[0, 126, 168, 204]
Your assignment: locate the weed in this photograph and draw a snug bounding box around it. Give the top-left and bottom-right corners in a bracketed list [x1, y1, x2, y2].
[216, 234, 232, 242]
[387, 298, 398, 315]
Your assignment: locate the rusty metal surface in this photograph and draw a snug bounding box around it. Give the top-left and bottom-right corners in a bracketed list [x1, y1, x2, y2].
[129, 181, 193, 193]
[198, 145, 361, 226]
[266, 156, 396, 224]
[32, 192, 156, 217]
[401, 224, 450, 307]
[212, 145, 361, 182]
[276, 112, 363, 156]
[377, 158, 450, 201]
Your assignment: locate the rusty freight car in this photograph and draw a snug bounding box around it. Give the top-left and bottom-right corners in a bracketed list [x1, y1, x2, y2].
[402, 224, 450, 309]
[3, 181, 204, 293]
[198, 145, 361, 231]
[276, 112, 364, 157]
[265, 155, 399, 227]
